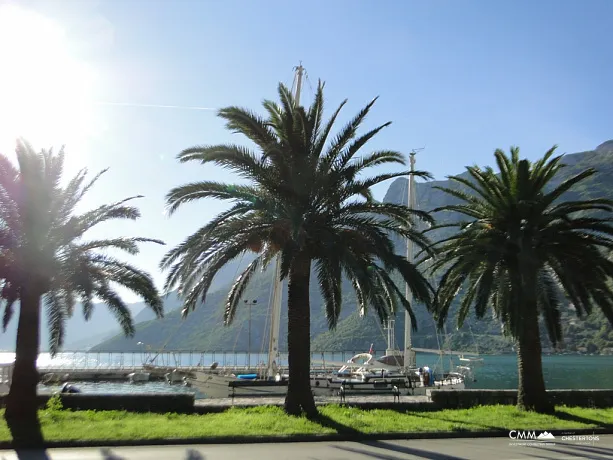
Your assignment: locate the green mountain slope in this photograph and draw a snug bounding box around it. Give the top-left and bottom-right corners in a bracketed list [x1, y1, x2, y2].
[91, 267, 359, 352]
[93, 141, 613, 354]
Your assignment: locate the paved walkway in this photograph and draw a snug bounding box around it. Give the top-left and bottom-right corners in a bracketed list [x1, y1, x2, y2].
[1, 435, 612, 460]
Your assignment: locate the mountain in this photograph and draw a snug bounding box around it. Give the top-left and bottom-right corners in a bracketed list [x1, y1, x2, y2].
[0, 300, 148, 352]
[91, 267, 358, 353]
[93, 141, 613, 355]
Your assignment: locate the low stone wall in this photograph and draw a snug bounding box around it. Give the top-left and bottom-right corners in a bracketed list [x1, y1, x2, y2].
[429, 389, 613, 409]
[0, 393, 195, 413]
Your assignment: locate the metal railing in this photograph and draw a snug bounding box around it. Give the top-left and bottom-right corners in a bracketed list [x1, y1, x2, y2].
[36, 350, 365, 370]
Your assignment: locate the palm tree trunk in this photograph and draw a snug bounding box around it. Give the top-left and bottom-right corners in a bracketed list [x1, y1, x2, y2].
[516, 306, 554, 414]
[5, 288, 44, 447]
[284, 252, 317, 417]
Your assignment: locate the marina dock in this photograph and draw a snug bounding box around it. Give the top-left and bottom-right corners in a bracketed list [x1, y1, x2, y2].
[37, 365, 337, 384]
[38, 366, 254, 383]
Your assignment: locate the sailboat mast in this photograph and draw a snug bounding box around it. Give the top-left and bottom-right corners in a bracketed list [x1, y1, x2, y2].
[403, 152, 417, 369]
[266, 63, 304, 379]
[294, 64, 304, 105]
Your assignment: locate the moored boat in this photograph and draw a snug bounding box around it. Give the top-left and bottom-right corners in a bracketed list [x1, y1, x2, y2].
[127, 371, 150, 383]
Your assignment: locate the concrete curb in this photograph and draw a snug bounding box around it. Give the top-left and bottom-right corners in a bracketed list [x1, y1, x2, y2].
[1, 427, 611, 449]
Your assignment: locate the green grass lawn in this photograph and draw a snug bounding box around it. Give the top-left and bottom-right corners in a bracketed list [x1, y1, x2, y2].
[0, 405, 612, 442]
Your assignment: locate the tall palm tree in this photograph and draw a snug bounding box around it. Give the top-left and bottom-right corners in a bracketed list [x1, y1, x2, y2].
[161, 81, 436, 416]
[429, 146, 613, 414]
[1, 140, 164, 446]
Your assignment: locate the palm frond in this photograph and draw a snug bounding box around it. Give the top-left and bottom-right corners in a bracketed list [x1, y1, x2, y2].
[45, 291, 66, 356]
[1, 286, 17, 331]
[223, 256, 262, 325]
[94, 282, 135, 336]
[165, 181, 263, 215]
[78, 237, 164, 255]
[319, 97, 379, 168]
[315, 256, 342, 329]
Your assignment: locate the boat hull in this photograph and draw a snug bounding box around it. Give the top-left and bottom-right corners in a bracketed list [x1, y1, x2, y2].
[165, 371, 187, 384]
[189, 371, 288, 398]
[128, 372, 150, 383]
[189, 371, 464, 399]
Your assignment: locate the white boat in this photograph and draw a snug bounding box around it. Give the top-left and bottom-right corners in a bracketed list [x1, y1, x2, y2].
[459, 355, 484, 365]
[310, 351, 465, 397]
[127, 371, 150, 383]
[165, 369, 188, 384]
[453, 325, 485, 381]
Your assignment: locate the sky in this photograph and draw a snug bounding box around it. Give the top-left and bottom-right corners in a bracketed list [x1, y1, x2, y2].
[0, 0, 612, 302]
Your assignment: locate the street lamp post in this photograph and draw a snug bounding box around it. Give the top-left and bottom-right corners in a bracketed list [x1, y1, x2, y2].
[244, 299, 257, 369]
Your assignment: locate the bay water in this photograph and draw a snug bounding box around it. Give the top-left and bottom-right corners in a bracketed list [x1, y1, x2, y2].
[1, 351, 611, 397]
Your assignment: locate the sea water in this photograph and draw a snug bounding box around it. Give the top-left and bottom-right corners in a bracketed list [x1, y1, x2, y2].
[1, 351, 611, 395]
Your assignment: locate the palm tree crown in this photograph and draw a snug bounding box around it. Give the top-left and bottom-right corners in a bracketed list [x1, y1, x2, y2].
[429, 146, 613, 412]
[162, 82, 435, 329]
[0, 140, 164, 354]
[431, 146, 613, 336]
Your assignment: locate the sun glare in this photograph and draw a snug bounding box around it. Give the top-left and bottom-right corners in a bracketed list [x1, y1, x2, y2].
[0, 5, 98, 162]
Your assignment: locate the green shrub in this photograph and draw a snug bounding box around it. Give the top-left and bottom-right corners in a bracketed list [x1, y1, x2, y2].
[45, 394, 64, 412]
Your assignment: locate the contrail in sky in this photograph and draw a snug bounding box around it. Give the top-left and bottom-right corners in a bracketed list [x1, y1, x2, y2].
[96, 102, 217, 111]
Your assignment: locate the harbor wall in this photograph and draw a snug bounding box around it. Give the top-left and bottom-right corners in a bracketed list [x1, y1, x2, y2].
[0, 393, 195, 413]
[429, 389, 613, 408]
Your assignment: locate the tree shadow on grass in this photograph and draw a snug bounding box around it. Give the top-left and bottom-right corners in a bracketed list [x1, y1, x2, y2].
[405, 407, 613, 434]
[406, 412, 507, 432]
[552, 409, 613, 427]
[307, 412, 362, 435]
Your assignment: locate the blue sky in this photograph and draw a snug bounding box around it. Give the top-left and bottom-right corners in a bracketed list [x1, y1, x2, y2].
[1, 0, 612, 300]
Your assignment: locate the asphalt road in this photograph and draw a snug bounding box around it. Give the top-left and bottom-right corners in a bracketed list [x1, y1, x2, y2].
[0, 435, 611, 460]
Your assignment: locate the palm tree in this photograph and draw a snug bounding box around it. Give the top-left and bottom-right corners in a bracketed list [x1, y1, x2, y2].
[161, 82, 436, 416]
[429, 146, 613, 414]
[1, 140, 164, 446]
